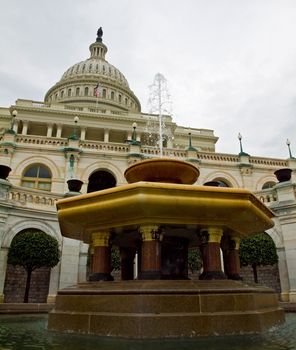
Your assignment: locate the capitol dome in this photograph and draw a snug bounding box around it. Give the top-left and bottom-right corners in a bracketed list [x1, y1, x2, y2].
[44, 28, 141, 112]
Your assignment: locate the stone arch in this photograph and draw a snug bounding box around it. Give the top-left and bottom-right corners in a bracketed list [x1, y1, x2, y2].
[256, 175, 277, 191]
[81, 161, 124, 185]
[2, 225, 60, 303]
[266, 222, 284, 249]
[87, 170, 117, 193]
[1, 219, 62, 249]
[14, 156, 61, 180]
[202, 171, 240, 188]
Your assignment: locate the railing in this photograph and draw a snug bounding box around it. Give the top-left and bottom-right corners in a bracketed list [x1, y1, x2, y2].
[255, 188, 277, 205]
[15, 99, 127, 116]
[250, 157, 288, 167]
[80, 140, 130, 153]
[141, 146, 187, 158]
[7, 186, 62, 211]
[198, 152, 239, 163]
[15, 135, 68, 147]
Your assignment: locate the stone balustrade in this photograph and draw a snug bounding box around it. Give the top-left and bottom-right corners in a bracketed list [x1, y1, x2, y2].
[140, 146, 187, 158]
[80, 141, 129, 153]
[250, 157, 288, 167]
[198, 152, 239, 163]
[7, 186, 62, 211]
[255, 188, 277, 205]
[15, 136, 68, 147]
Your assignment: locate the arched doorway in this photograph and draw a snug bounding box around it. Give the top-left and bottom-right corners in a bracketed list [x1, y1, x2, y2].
[3, 229, 51, 303]
[87, 170, 116, 193]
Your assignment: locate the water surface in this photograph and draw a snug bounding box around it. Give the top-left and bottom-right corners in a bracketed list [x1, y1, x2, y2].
[0, 314, 295, 350]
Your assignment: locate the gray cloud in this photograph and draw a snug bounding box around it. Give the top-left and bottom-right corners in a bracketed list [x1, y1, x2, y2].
[0, 0, 296, 158]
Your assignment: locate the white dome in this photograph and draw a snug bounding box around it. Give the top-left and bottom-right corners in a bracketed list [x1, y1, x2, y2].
[44, 30, 141, 112]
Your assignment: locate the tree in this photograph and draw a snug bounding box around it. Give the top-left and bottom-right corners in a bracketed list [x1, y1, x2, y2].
[111, 246, 120, 271]
[7, 230, 60, 303]
[188, 248, 203, 274]
[239, 232, 278, 283]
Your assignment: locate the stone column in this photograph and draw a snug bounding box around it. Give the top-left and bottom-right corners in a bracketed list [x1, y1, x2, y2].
[199, 227, 226, 280]
[224, 236, 241, 280]
[47, 123, 53, 137]
[80, 127, 86, 141]
[138, 225, 161, 280]
[104, 129, 109, 143]
[47, 263, 61, 303]
[89, 231, 113, 281]
[0, 248, 8, 303]
[167, 138, 173, 148]
[126, 131, 132, 143]
[21, 120, 29, 135]
[120, 247, 136, 280]
[12, 119, 19, 133]
[56, 124, 62, 138]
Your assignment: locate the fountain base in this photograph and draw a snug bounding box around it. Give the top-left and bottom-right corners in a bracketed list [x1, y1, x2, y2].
[48, 280, 284, 338]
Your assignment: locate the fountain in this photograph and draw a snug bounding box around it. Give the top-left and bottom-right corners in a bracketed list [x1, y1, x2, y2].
[48, 157, 284, 338]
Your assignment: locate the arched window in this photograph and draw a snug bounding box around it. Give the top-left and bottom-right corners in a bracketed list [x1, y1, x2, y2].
[204, 178, 231, 187]
[262, 181, 276, 190]
[67, 89, 72, 97]
[102, 89, 107, 98]
[76, 87, 80, 96]
[61, 90, 64, 98]
[118, 94, 122, 103]
[87, 170, 116, 193]
[111, 91, 115, 100]
[84, 87, 89, 96]
[21, 164, 52, 191]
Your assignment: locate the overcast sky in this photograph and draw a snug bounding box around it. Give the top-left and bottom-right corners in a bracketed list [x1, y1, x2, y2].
[0, 0, 296, 158]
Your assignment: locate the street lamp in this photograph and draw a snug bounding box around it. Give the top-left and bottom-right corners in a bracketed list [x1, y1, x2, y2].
[132, 122, 137, 142]
[238, 132, 243, 154]
[74, 116, 79, 138]
[286, 138, 293, 158]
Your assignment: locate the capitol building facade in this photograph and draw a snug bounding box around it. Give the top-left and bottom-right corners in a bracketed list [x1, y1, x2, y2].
[0, 30, 296, 303]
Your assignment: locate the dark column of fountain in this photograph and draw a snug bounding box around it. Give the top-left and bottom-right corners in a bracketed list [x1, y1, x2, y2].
[199, 228, 226, 280]
[223, 236, 242, 280]
[139, 226, 162, 279]
[89, 232, 113, 281]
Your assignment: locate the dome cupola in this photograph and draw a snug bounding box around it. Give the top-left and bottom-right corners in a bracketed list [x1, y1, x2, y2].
[44, 28, 141, 112]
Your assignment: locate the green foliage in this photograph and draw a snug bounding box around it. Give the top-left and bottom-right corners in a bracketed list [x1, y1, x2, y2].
[188, 248, 203, 273]
[111, 246, 120, 271]
[8, 230, 60, 273]
[239, 232, 278, 267]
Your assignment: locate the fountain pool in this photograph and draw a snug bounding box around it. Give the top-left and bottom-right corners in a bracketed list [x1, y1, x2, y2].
[0, 313, 295, 350]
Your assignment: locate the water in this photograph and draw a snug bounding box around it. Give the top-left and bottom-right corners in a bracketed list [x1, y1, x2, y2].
[0, 313, 295, 350]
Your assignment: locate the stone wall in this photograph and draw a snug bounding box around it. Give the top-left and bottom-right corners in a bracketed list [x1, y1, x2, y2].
[240, 264, 281, 293]
[3, 264, 50, 303]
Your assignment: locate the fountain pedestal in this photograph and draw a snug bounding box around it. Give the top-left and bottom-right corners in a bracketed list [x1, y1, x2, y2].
[49, 158, 284, 337]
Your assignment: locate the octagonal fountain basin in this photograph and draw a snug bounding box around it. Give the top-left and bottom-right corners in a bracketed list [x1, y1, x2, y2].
[50, 158, 283, 338]
[124, 158, 199, 184]
[56, 182, 274, 242]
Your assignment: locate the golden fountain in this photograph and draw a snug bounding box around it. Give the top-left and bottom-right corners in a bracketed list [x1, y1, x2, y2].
[48, 158, 284, 338]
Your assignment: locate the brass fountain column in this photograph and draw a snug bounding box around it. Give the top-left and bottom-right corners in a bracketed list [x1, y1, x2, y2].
[89, 231, 113, 281]
[199, 227, 226, 280]
[224, 236, 241, 280]
[139, 225, 162, 279]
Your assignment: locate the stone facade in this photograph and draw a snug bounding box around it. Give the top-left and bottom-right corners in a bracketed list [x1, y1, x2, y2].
[0, 30, 296, 303]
